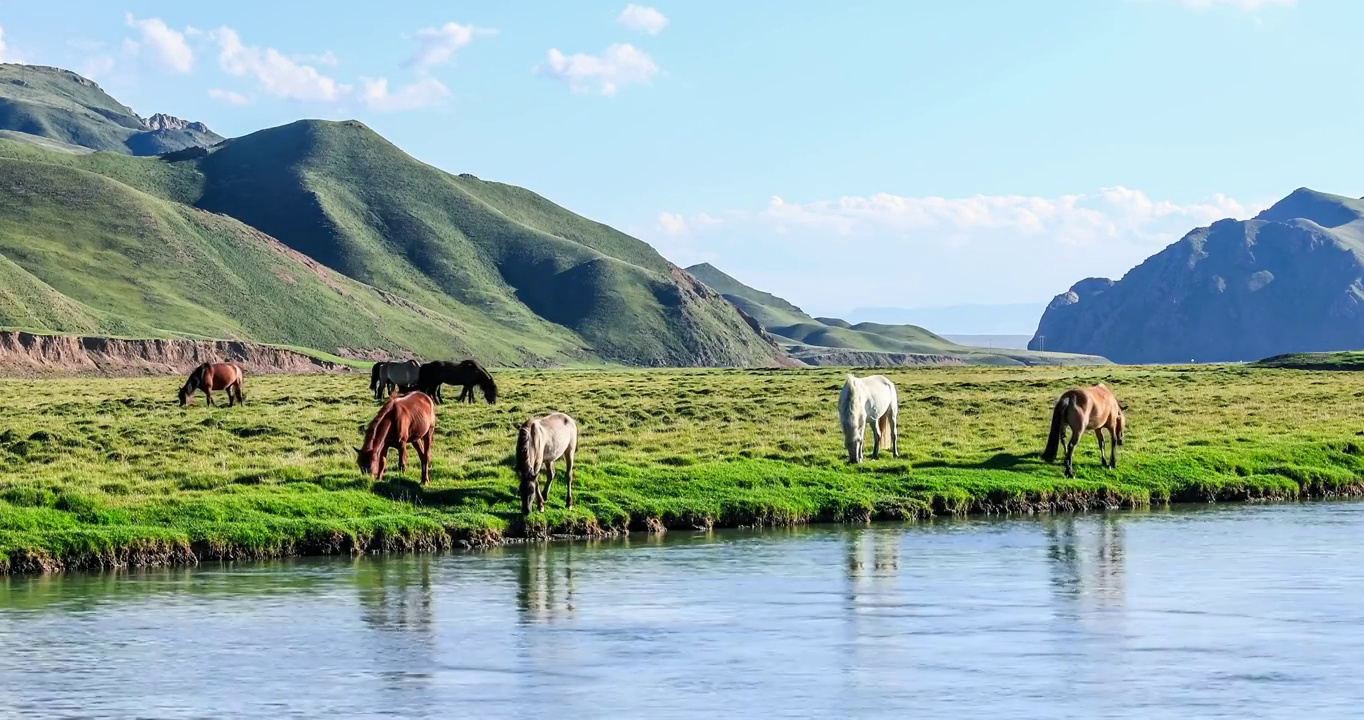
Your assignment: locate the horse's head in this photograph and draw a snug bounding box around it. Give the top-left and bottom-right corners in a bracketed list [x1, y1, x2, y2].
[482, 377, 498, 404]
[178, 382, 195, 407]
[355, 446, 380, 478]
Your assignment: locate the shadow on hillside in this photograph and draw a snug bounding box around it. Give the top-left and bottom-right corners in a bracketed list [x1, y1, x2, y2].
[913, 452, 1038, 471]
[370, 477, 512, 509]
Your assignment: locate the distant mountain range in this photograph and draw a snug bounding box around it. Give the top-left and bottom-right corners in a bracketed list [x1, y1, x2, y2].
[1032, 188, 1364, 363]
[0, 64, 222, 155]
[848, 303, 1047, 335]
[0, 64, 780, 367]
[686, 263, 1108, 366]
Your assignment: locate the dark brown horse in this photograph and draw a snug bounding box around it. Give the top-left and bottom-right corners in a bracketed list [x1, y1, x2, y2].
[179, 362, 245, 407]
[356, 391, 436, 485]
[1041, 383, 1125, 477]
[417, 360, 497, 405]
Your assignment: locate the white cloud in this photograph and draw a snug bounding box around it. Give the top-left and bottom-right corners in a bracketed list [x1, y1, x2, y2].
[406, 22, 495, 69]
[1168, 0, 1296, 9]
[0, 26, 16, 63]
[648, 187, 1264, 312]
[537, 43, 658, 95]
[208, 88, 252, 106]
[360, 77, 450, 112]
[294, 50, 340, 67]
[208, 27, 351, 102]
[77, 55, 117, 80]
[125, 14, 194, 74]
[618, 5, 670, 35]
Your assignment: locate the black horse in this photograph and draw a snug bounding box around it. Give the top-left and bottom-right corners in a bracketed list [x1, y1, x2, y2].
[417, 360, 498, 404]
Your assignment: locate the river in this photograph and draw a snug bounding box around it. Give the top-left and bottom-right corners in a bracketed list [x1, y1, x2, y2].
[2, 503, 1362, 719]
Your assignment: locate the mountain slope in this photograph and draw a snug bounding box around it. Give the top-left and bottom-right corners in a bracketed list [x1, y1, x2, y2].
[687, 263, 1108, 366]
[1030, 188, 1364, 363]
[0, 156, 502, 357]
[0, 64, 221, 155]
[0, 116, 781, 366]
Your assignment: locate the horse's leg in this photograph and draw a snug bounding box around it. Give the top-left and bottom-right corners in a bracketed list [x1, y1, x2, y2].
[204, 388, 214, 407]
[1108, 427, 1119, 469]
[541, 463, 556, 513]
[418, 430, 433, 486]
[870, 416, 883, 460]
[566, 443, 576, 509]
[891, 410, 900, 459]
[377, 450, 388, 483]
[1095, 429, 1108, 469]
[1063, 425, 1079, 478]
[398, 441, 409, 473]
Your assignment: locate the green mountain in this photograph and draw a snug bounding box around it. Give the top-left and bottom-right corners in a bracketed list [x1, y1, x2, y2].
[1032, 188, 1364, 363]
[0, 64, 221, 155]
[686, 263, 1108, 367]
[0, 66, 781, 367]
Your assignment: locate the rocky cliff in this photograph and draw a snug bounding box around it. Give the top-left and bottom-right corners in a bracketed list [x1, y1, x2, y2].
[1030, 188, 1364, 364]
[0, 332, 350, 377]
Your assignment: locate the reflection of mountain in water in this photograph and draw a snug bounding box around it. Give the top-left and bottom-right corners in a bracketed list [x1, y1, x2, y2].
[516, 544, 577, 625]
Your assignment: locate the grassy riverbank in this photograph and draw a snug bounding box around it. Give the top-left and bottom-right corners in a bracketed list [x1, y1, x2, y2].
[2, 365, 1363, 573]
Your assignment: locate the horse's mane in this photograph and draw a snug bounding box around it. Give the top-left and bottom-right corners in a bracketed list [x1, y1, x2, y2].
[515, 419, 540, 481]
[839, 374, 864, 441]
[181, 362, 210, 394]
[361, 393, 402, 450]
[460, 359, 497, 403]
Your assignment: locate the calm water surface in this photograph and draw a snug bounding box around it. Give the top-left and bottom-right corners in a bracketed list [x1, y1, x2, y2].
[2, 503, 1363, 719]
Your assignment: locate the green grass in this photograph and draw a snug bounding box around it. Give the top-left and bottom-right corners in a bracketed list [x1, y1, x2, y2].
[2, 364, 1361, 573]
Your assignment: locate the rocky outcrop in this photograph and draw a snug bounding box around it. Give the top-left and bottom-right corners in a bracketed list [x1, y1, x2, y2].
[789, 349, 968, 367]
[0, 332, 351, 378]
[143, 113, 214, 135]
[1030, 188, 1364, 364]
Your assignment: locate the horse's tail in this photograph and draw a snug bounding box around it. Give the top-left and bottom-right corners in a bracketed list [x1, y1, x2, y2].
[1042, 395, 1071, 462]
[234, 366, 246, 404]
[878, 411, 892, 439]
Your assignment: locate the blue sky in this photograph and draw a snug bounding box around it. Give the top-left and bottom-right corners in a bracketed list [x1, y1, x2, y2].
[1, 0, 1358, 324]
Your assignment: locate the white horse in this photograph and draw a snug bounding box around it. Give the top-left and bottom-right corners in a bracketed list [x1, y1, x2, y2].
[517, 412, 579, 514]
[838, 374, 899, 463]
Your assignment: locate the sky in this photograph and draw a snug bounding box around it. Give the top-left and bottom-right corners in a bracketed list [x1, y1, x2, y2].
[1, 0, 1360, 324]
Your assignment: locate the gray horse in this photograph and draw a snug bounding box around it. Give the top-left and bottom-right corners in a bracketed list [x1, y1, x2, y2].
[370, 360, 421, 400]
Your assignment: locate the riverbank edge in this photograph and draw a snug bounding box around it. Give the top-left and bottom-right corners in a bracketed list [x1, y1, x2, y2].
[5, 475, 1361, 575]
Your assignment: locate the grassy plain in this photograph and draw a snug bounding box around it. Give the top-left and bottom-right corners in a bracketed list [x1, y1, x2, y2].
[1, 365, 1362, 573]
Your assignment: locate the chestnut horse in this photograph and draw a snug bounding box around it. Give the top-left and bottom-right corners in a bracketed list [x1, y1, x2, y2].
[1041, 383, 1126, 477]
[356, 391, 436, 485]
[179, 362, 245, 407]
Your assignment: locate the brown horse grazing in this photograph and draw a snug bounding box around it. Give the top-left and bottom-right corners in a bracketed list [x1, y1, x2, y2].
[356, 391, 436, 485]
[179, 362, 246, 407]
[516, 413, 578, 515]
[1041, 383, 1126, 478]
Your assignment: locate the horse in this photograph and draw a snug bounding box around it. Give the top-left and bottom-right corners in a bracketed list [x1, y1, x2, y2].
[838, 373, 899, 463]
[371, 360, 421, 400]
[516, 413, 578, 514]
[417, 360, 497, 405]
[179, 362, 246, 407]
[355, 391, 436, 485]
[1041, 383, 1125, 478]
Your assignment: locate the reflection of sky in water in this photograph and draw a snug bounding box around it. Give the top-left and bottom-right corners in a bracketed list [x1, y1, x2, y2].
[1, 503, 1363, 719]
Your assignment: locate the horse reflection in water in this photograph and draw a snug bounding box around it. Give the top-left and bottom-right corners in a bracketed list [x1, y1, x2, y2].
[354, 556, 436, 634]
[1045, 514, 1126, 617]
[516, 542, 577, 624]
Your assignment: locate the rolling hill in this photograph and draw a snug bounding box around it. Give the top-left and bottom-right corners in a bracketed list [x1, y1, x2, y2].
[0, 64, 221, 155]
[1030, 188, 1364, 364]
[0, 65, 782, 367]
[686, 263, 1108, 367]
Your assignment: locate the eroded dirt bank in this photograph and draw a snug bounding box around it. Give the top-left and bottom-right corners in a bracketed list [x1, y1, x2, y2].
[0, 331, 352, 377]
